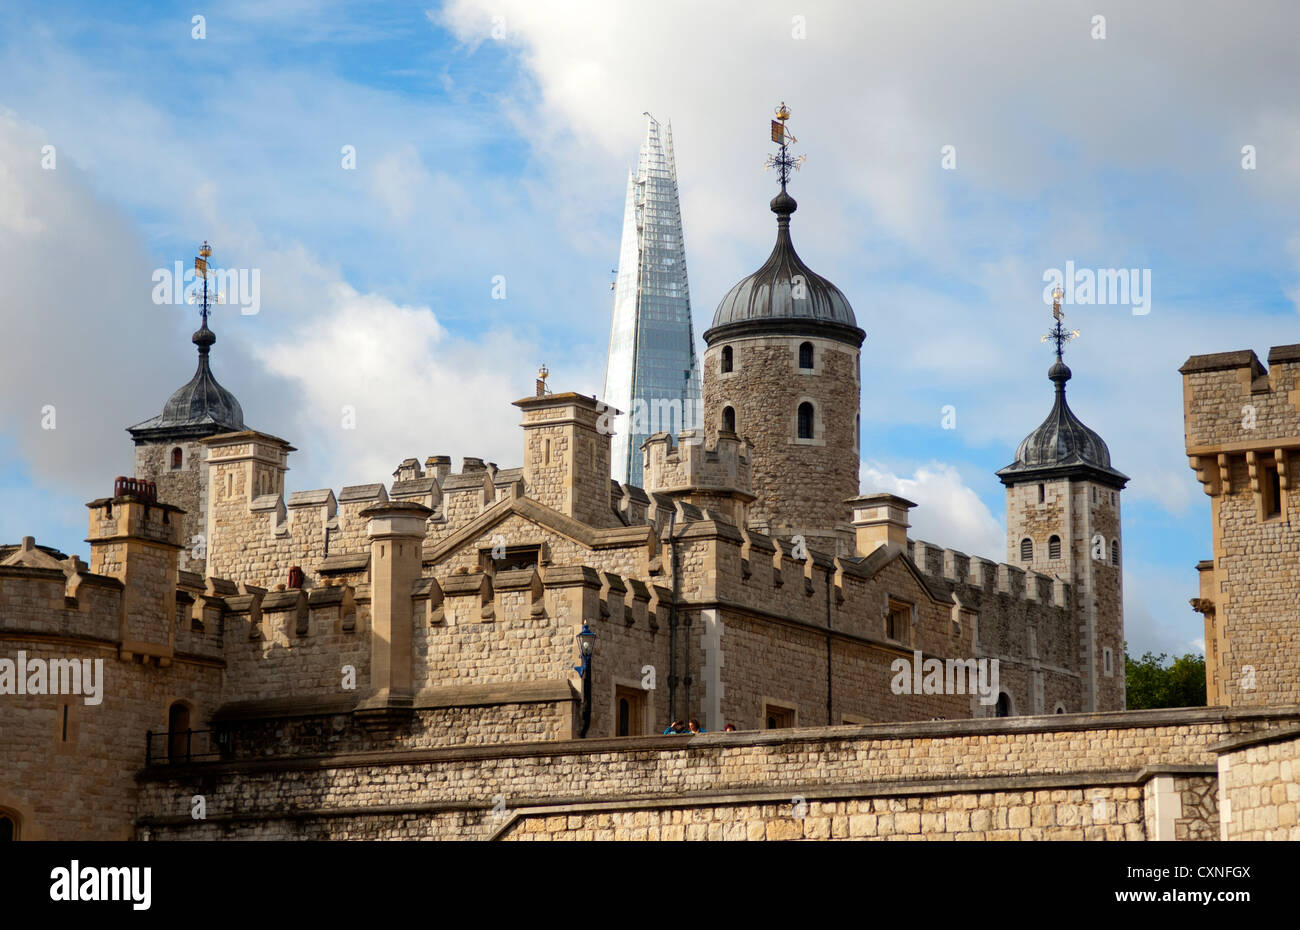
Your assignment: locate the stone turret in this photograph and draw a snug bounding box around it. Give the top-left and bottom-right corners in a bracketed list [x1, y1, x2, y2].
[513, 391, 619, 528]
[998, 351, 1127, 713]
[641, 428, 754, 527]
[128, 270, 247, 575]
[701, 172, 864, 556]
[86, 478, 185, 664]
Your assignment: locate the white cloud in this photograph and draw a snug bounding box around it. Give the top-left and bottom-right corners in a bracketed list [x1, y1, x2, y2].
[860, 460, 1005, 561]
[252, 279, 536, 490]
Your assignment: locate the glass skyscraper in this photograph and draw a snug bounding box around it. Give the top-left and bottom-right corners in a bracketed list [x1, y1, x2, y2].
[602, 115, 702, 487]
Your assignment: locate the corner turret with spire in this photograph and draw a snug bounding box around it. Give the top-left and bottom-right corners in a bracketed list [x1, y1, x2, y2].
[128, 241, 249, 572]
[998, 288, 1127, 713]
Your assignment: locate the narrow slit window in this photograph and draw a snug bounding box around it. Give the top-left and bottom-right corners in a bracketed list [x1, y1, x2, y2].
[797, 402, 814, 440]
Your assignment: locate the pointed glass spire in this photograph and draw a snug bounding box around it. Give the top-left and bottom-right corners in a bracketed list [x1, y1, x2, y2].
[602, 115, 701, 486]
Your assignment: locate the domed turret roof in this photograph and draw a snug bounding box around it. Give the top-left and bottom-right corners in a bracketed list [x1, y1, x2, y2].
[704, 187, 864, 347]
[128, 321, 245, 442]
[996, 359, 1127, 489]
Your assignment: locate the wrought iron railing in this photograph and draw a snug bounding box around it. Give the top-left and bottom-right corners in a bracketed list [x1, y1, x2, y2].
[144, 728, 230, 766]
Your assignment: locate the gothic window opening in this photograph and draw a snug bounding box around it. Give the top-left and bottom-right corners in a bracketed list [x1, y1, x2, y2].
[798, 341, 814, 369]
[797, 402, 814, 440]
[722, 406, 736, 433]
[720, 346, 733, 373]
[1048, 535, 1061, 560]
[1020, 537, 1033, 561]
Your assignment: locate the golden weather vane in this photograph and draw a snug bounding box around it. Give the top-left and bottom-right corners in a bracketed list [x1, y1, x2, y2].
[187, 240, 222, 323]
[764, 101, 806, 186]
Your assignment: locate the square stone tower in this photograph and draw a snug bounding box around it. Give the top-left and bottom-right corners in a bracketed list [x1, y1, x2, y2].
[1182, 344, 1300, 707]
[128, 297, 246, 576]
[998, 356, 1128, 713]
[513, 388, 618, 528]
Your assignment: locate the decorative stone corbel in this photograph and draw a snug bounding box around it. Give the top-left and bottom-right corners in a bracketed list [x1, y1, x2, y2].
[426, 577, 444, 626]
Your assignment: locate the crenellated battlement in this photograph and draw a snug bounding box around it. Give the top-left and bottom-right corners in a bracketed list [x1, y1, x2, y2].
[908, 539, 1069, 610]
[641, 429, 754, 529]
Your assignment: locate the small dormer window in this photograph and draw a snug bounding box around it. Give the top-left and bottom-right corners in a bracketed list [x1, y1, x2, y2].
[171, 447, 183, 470]
[798, 341, 814, 369]
[721, 346, 733, 373]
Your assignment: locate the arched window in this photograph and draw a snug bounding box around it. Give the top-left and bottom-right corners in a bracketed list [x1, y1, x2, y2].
[797, 402, 814, 440]
[171, 447, 183, 470]
[720, 346, 733, 373]
[167, 702, 191, 763]
[1111, 539, 1119, 565]
[995, 693, 1012, 718]
[1048, 535, 1061, 560]
[722, 406, 736, 433]
[798, 341, 814, 369]
[1054, 703, 1067, 714]
[0, 811, 16, 841]
[1020, 537, 1033, 561]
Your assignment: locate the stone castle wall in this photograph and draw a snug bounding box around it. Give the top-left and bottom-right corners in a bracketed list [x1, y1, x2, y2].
[0, 565, 225, 841]
[1215, 727, 1300, 839]
[131, 707, 1300, 841]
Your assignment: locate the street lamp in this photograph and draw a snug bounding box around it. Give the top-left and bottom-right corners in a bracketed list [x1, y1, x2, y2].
[575, 623, 596, 738]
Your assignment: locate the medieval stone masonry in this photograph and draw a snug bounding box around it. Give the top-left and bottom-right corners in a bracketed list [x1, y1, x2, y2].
[3, 190, 1300, 840]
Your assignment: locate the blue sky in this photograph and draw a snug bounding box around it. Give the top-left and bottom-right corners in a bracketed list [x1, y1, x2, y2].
[2, 0, 1298, 659]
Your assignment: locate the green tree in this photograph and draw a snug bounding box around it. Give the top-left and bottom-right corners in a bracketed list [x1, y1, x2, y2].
[1125, 646, 1207, 709]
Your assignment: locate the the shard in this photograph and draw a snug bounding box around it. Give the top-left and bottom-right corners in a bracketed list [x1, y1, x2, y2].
[602, 115, 702, 487]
